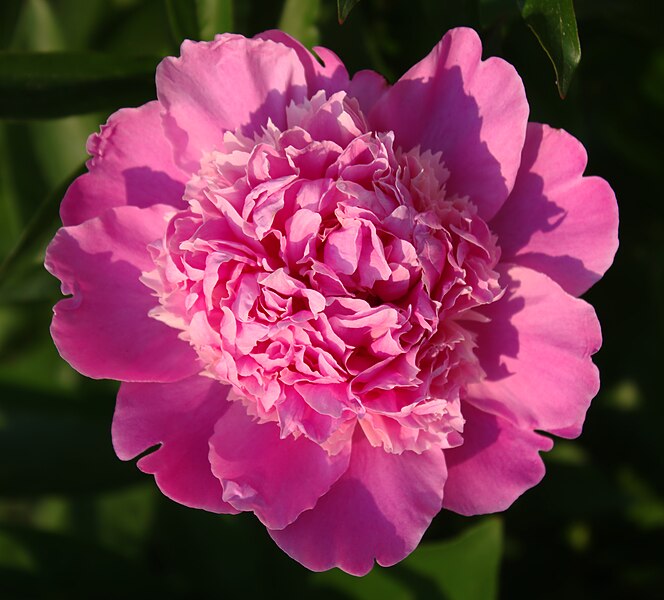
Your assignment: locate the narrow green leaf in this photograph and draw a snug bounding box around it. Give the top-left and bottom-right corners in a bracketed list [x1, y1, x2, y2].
[0, 163, 84, 287]
[0, 0, 23, 50]
[519, 0, 581, 98]
[165, 0, 200, 43]
[0, 52, 159, 119]
[278, 0, 321, 48]
[337, 0, 360, 24]
[198, 0, 234, 40]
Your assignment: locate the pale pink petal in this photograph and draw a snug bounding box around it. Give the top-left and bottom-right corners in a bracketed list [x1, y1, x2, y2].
[269, 433, 446, 575]
[113, 375, 237, 514]
[443, 403, 553, 515]
[490, 123, 619, 296]
[61, 101, 188, 227]
[467, 265, 601, 438]
[45, 205, 199, 382]
[370, 27, 528, 220]
[255, 30, 350, 94]
[208, 401, 350, 530]
[157, 36, 310, 169]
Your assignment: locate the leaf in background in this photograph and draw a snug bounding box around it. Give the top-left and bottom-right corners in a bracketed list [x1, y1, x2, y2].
[198, 0, 234, 40]
[519, 0, 581, 98]
[311, 518, 503, 600]
[279, 0, 321, 48]
[0, 162, 84, 289]
[0, 52, 160, 119]
[165, 0, 200, 43]
[0, 0, 22, 50]
[401, 518, 503, 600]
[337, 0, 360, 24]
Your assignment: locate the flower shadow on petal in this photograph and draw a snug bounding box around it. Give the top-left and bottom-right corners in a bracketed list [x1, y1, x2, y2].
[122, 166, 186, 210]
[371, 63, 522, 220]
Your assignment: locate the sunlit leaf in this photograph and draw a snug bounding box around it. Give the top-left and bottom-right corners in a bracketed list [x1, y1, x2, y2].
[0, 52, 159, 119]
[337, 0, 360, 24]
[279, 0, 321, 48]
[519, 0, 581, 97]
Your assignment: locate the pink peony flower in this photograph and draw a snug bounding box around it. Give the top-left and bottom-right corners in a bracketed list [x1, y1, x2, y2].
[45, 28, 618, 575]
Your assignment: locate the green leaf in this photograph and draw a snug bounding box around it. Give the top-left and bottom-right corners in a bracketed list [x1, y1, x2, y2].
[0, 52, 160, 119]
[279, 0, 321, 48]
[165, 0, 200, 43]
[311, 519, 503, 600]
[198, 0, 234, 40]
[401, 518, 503, 600]
[337, 0, 360, 24]
[0, 162, 85, 288]
[519, 0, 581, 98]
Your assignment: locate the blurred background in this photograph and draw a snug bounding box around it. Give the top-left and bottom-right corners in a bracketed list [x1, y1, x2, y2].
[0, 0, 662, 598]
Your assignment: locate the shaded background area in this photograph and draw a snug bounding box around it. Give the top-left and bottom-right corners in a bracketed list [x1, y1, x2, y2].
[0, 1, 662, 598]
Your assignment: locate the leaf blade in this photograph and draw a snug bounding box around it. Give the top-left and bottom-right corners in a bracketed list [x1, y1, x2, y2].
[0, 52, 159, 119]
[519, 0, 581, 97]
[337, 0, 360, 24]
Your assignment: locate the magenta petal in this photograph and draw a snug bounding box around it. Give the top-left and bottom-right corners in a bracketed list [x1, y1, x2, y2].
[208, 402, 350, 530]
[157, 35, 310, 169]
[369, 27, 528, 220]
[269, 434, 446, 575]
[113, 375, 237, 514]
[45, 205, 199, 382]
[443, 403, 553, 515]
[467, 265, 601, 438]
[490, 123, 619, 296]
[61, 101, 188, 227]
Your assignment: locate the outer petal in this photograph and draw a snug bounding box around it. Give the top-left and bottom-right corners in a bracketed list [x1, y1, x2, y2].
[61, 101, 188, 227]
[466, 265, 601, 438]
[208, 402, 350, 530]
[45, 204, 199, 382]
[113, 375, 237, 514]
[255, 30, 350, 95]
[269, 433, 446, 576]
[157, 35, 310, 170]
[370, 27, 528, 221]
[490, 123, 619, 296]
[443, 403, 553, 515]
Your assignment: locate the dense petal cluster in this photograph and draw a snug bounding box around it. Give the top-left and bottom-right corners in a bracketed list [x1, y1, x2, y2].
[45, 28, 618, 575]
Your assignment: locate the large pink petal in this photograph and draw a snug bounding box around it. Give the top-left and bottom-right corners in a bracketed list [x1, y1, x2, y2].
[490, 123, 619, 296]
[61, 101, 188, 227]
[443, 403, 553, 515]
[208, 402, 350, 530]
[466, 265, 601, 439]
[113, 375, 237, 514]
[255, 30, 350, 95]
[157, 35, 309, 170]
[370, 27, 528, 221]
[269, 433, 446, 575]
[45, 204, 199, 382]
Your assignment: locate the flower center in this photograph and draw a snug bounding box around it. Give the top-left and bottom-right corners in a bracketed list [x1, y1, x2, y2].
[142, 91, 503, 455]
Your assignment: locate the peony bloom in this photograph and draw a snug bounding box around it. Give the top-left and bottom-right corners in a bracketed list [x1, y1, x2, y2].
[45, 28, 618, 575]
